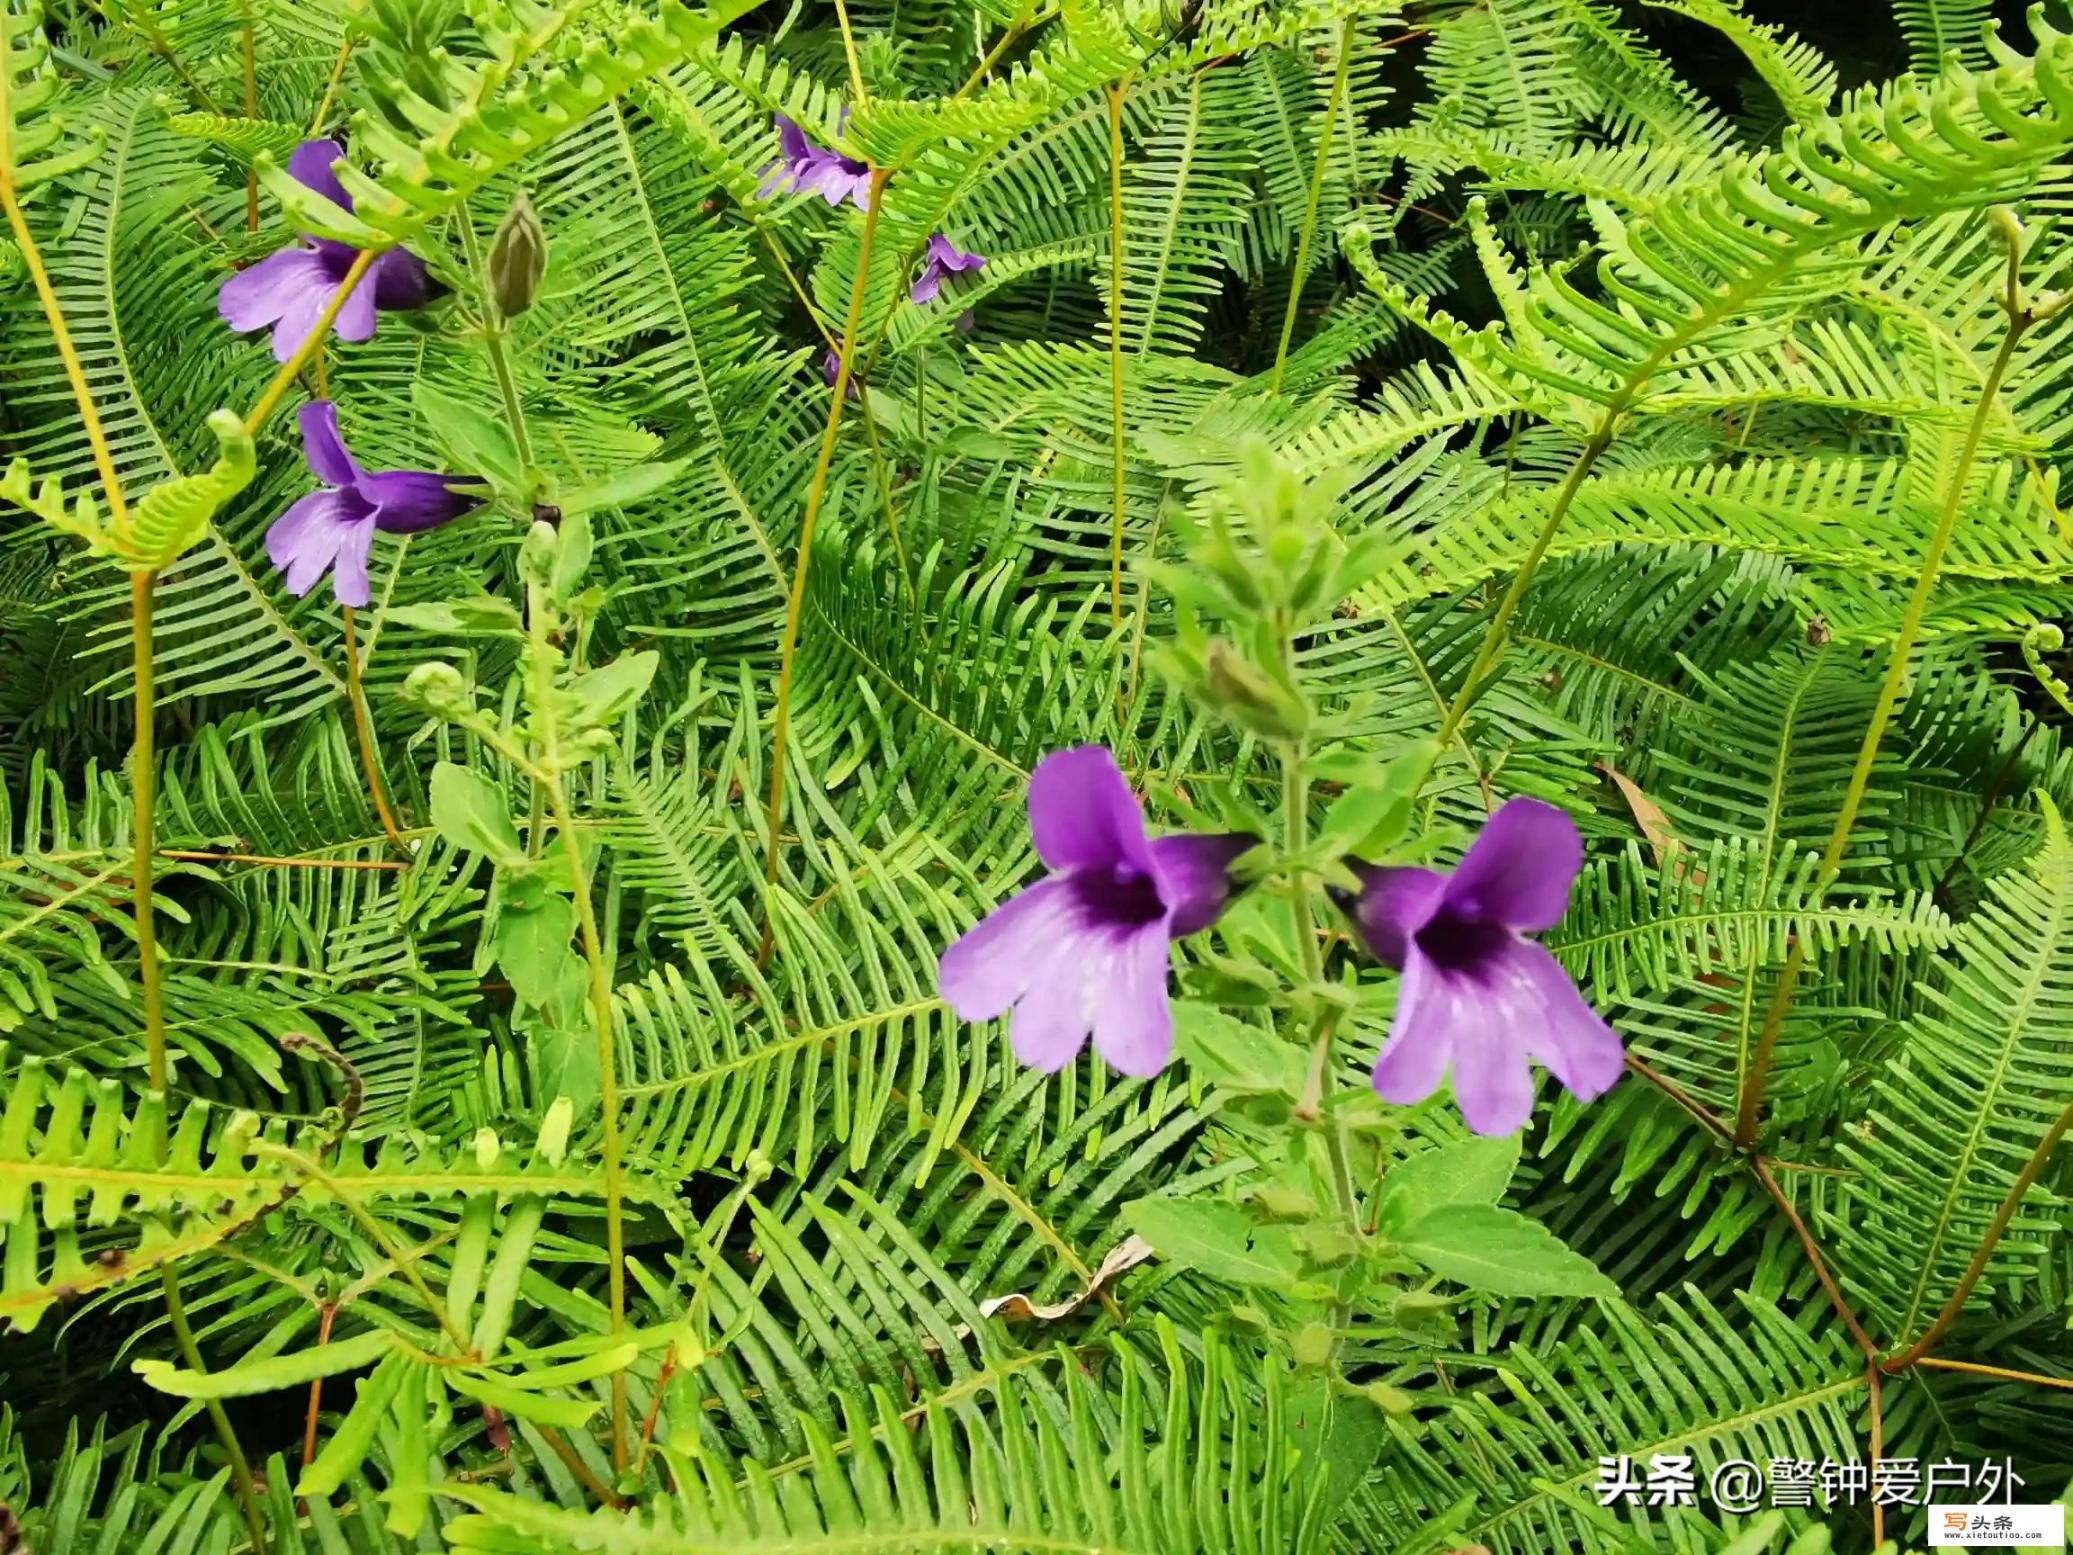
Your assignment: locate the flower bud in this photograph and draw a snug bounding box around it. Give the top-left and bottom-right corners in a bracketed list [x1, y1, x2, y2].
[489, 191, 547, 318]
[521, 518, 558, 586]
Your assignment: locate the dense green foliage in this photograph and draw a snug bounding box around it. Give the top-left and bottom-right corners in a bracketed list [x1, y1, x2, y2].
[3, 0, 2073, 1549]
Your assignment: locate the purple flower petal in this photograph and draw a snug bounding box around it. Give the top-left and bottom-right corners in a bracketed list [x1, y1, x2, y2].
[298, 402, 361, 487]
[1444, 797, 1581, 931]
[266, 488, 350, 577]
[1371, 947, 1455, 1107]
[1008, 952, 1092, 1071]
[333, 278, 379, 344]
[271, 495, 358, 597]
[775, 115, 812, 165]
[1148, 833, 1253, 936]
[328, 515, 376, 606]
[1344, 864, 1448, 970]
[909, 268, 944, 305]
[1447, 988, 1539, 1135]
[1515, 941, 1625, 1100]
[219, 247, 327, 333]
[371, 247, 436, 311]
[1027, 746, 1152, 876]
[939, 876, 1076, 1022]
[361, 470, 476, 534]
[1090, 925, 1174, 1077]
[265, 278, 338, 363]
[288, 138, 352, 212]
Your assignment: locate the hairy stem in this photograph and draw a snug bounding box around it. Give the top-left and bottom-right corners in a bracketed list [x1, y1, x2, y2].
[1105, 78, 1129, 627]
[1268, 14, 1354, 393]
[759, 167, 890, 957]
[161, 1267, 270, 1553]
[341, 606, 406, 851]
[457, 202, 536, 469]
[1735, 317, 2027, 1147]
[525, 582, 629, 1467]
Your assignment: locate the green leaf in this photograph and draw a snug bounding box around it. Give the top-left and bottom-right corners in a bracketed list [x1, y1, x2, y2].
[566, 651, 658, 729]
[446, 1370, 601, 1428]
[413, 380, 523, 490]
[387, 597, 527, 638]
[133, 1327, 396, 1397]
[1172, 1002, 1305, 1096]
[1395, 1204, 1618, 1298]
[1376, 1135, 1521, 1236]
[558, 459, 689, 517]
[495, 894, 578, 1011]
[431, 763, 524, 863]
[1125, 1198, 1314, 1293]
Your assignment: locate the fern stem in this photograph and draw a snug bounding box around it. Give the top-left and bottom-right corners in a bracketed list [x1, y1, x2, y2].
[1734, 317, 2028, 1148]
[760, 166, 890, 958]
[341, 606, 407, 851]
[1884, 1086, 2073, 1371]
[265, 1143, 476, 1354]
[309, 35, 353, 135]
[244, 248, 380, 438]
[160, 1267, 270, 1554]
[1268, 14, 1354, 395]
[524, 580, 630, 1468]
[855, 386, 915, 606]
[1105, 78, 1129, 627]
[1433, 420, 1615, 746]
[130, 572, 168, 1089]
[241, 1, 258, 232]
[300, 1302, 336, 1472]
[0, 114, 130, 533]
[952, 3, 1045, 100]
[1752, 1157, 1879, 1365]
[833, 0, 866, 102]
[1915, 1356, 2073, 1390]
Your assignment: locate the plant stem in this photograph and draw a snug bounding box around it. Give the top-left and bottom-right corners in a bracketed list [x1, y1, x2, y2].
[457, 203, 535, 469]
[341, 605, 406, 850]
[244, 249, 379, 437]
[1268, 14, 1353, 394]
[309, 34, 353, 135]
[1752, 1156, 1878, 1364]
[833, 0, 865, 102]
[759, 167, 889, 958]
[241, 1, 258, 231]
[525, 581, 629, 1468]
[1434, 421, 1614, 747]
[1735, 316, 2027, 1147]
[161, 1267, 270, 1553]
[301, 1302, 336, 1471]
[1104, 78, 1129, 627]
[1916, 1356, 2073, 1390]
[1883, 1086, 2073, 1371]
[130, 573, 168, 1087]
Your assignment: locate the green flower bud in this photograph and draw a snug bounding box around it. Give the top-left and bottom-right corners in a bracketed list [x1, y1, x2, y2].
[521, 518, 558, 586]
[489, 190, 548, 318]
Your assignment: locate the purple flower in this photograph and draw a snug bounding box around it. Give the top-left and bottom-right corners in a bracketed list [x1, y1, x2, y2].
[1339, 798, 1622, 1135]
[939, 746, 1254, 1078]
[266, 401, 479, 607]
[219, 140, 438, 363]
[758, 114, 873, 210]
[822, 344, 861, 399]
[910, 233, 984, 304]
